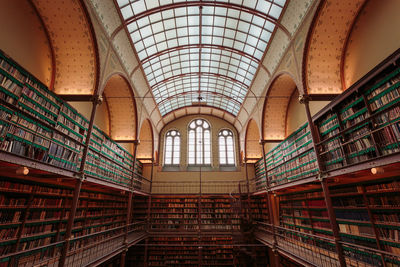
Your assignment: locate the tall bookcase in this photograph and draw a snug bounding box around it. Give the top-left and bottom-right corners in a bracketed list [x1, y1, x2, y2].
[253, 49, 400, 267]
[149, 195, 241, 232]
[0, 50, 146, 191]
[0, 176, 142, 266]
[0, 50, 148, 266]
[254, 123, 317, 191]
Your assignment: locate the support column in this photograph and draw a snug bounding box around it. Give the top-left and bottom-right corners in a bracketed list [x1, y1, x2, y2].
[244, 160, 251, 220]
[146, 158, 154, 232]
[300, 95, 347, 267]
[120, 248, 127, 267]
[58, 95, 101, 267]
[124, 140, 140, 252]
[260, 140, 280, 267]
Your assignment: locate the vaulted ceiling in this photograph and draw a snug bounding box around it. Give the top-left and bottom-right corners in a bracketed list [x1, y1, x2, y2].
[115, 0, 286, 117]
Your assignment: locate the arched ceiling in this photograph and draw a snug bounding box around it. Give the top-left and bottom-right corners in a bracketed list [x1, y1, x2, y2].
[137, 119, 154, 161]
[115, 0, 287, 116]
[262, 73, 296, 140]
[103, 75, 137, 140]
[245, 119, 261, 162]
[31, 0, 97, 95]
[305, 0, 365, 94]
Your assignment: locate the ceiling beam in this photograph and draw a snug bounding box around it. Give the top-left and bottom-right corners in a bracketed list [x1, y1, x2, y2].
[58, 95, 93, 102]
[141, 43, 259, 65]
[308, 94, 339, 101]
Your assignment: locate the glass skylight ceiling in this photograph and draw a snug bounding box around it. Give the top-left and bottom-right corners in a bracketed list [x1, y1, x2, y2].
[117, 0, 286, 116]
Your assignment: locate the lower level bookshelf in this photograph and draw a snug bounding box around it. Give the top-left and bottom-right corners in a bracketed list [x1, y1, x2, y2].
[0, 175, 146, 267]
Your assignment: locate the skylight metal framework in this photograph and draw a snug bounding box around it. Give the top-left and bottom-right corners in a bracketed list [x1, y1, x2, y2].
[116, 0, 286, 116]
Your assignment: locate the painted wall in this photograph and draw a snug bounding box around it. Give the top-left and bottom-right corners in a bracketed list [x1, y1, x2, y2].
[286, 91, 329, 135]
[152, 115, 249, 194]
[344, 0, 400, 88]
[0, 0, 52, 87]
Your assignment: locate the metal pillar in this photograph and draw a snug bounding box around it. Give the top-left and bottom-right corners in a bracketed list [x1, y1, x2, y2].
[301, 95, 347, 267]
[260, 140, 280, 267]
[58, 96, 101, 267]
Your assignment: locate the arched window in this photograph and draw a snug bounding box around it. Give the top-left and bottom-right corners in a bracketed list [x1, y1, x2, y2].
[219, 129, 235, 165]
[188, 119, 211, 165]
[164, 130, 180, 165]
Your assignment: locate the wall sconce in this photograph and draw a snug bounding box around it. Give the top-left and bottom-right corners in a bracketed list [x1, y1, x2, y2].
[371, 167, 384, 175]
[16, 166, 29, 175]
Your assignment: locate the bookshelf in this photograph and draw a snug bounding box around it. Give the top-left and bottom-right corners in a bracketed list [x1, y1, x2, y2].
[149, 195, 241, 232]
[250, 195, 269, 223]
[0, 176, 146, 266]
[255, 123, 318, 191]
[256, 176, 400, 267]
[132, 195, 149, 222]
[314, 53, 400, 173]
[0, 50, 145, 191]
[253, 50, 400, 193]
[147, 236, 200, 266]
[254, 158, 267, 190]
[141, 236, 236, 267]
[201, 196, 241, 232]
[201, 236, 234, 266]
[150, 196, 199, 232]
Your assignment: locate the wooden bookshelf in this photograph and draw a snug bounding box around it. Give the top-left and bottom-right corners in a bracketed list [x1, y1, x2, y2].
[254, 176, 400, 267]
[250, 195, 269, 222]
[251, 50, 400, 267]
[254, 50, 400, 193]
[149, 195, 241, 233]
[132, 195, 149, 222]
[314, 51, 400, 174]
[139, 235, 236, 267]
[0, 50, 145, 191]
[255, 123, 318, 190]
[0, 176, 147, 267]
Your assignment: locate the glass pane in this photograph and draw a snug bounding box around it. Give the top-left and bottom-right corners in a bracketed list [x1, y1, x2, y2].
[204, 151, 211, 164]
[204, 130, 210, 145]
[219, 136, 226, 165]
[227, 136, 235, 165]
[196, 127, 203, 164]
[117, 1, 286, 116]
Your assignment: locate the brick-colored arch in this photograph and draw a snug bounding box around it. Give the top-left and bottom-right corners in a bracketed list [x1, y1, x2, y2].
[103, 74, 137, 140]
[262, 74, 297, 140]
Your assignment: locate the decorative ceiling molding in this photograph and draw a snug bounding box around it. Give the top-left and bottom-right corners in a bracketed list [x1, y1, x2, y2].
[304, 0, 365, 94]
[32, 0, 98, 95]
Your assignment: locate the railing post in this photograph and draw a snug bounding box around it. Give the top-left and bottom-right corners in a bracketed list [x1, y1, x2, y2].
[260, 140, 280, 266]
[122, 140, 140, 263]
[58, 95, 101, 267]
[120, 248, 127, 267]
[244, 160, 251, 220]
[146, 158, 154, 232]
[300, 94, 347, 267]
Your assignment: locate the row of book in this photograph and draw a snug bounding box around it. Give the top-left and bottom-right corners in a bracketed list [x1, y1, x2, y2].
[314, 64, 400, 173]
[0, 51, 144, 189]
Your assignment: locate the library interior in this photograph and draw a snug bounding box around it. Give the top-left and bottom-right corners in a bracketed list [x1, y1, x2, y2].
[0, 0, 400, 266]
